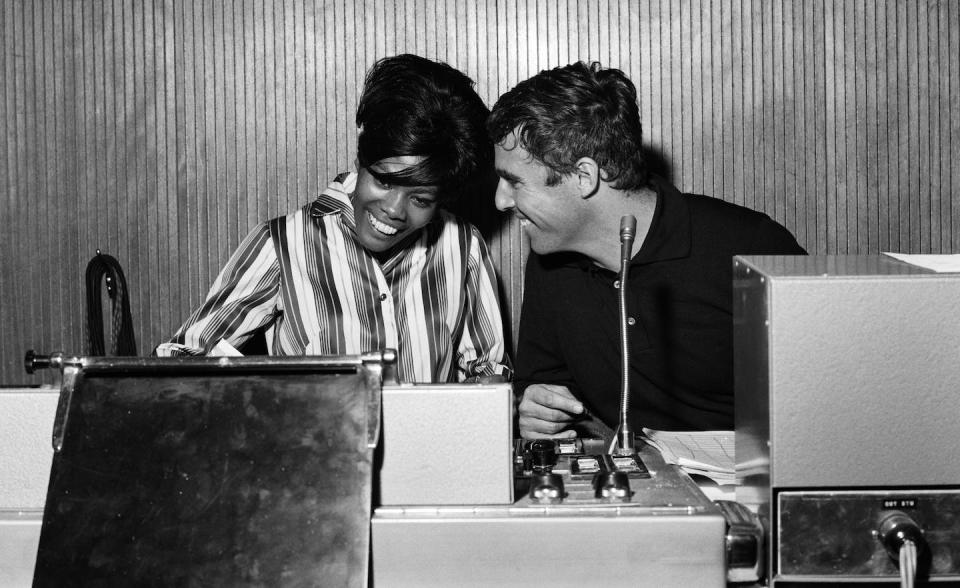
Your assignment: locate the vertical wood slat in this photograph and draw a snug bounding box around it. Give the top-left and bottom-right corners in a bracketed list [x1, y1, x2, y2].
[2, 0, 959, 385]
[949, 0, 959, 254]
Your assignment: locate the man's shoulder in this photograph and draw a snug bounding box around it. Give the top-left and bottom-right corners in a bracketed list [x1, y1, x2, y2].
[677, 192, 805, 254]
[646, 177, 803, 254]
[682, 191, 773, 224]
[662, 182, 773, 230]
[648, 176, 779, 233]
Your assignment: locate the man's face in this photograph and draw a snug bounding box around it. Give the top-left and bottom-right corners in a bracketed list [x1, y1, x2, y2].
[352, 156, 439, 254]
[493, 134, 585, 255]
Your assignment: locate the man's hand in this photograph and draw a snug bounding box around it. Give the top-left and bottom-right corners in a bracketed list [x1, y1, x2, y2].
[518, 384, 584, 439]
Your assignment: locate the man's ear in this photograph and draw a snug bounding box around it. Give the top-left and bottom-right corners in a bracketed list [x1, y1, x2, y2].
[574, 157, 601, 198]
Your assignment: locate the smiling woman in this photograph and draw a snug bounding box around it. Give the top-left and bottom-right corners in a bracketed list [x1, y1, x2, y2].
[153, 54, 511, 384]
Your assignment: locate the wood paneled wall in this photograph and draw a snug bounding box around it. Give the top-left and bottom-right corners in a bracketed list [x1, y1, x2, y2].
[3, 0, 959, 385]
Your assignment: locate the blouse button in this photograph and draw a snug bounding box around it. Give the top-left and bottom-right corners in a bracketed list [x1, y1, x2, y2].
[627, 317, 636, 326]
[379, 293, 388, 301]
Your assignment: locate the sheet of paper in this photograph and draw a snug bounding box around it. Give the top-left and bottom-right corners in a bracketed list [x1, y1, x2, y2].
[641, 428, 735, 485]
[883, 252, 960, 273]
[210, 339, 244, 356]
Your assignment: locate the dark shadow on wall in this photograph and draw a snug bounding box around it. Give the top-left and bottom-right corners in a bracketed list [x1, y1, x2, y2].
[449, 168, 517, 362]
[643, 145, 674, 186]
[449, 169, 506, 242]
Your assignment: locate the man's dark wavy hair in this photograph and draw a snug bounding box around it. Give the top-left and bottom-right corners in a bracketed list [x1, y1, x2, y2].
[487, 62, 649, 190]
[356, 54, 491, 203]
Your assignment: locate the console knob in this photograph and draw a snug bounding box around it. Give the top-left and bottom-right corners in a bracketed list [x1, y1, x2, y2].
[529, 439, 557, 471]
[593, 471, 631, 502]
[528, 472, 565, 504]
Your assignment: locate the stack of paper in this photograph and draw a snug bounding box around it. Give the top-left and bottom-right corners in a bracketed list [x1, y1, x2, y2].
[641, 428, 736, 486]
[883, 252, 960, 273]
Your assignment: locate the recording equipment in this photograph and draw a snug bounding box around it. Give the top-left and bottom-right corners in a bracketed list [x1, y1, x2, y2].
[611, 214, 638, 456]
[16, 253, 960, 585]
[15, 349, 759, 587]
[372, 436, 732, 587]
[21, 352, 391, 587]
[377, 381, 514, 505]
[734, 255, 960, 586]
[372, 376, 736, 586]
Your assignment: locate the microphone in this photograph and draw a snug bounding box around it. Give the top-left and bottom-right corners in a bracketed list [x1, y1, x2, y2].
[620, 215, 637, 263]
[611, 215, 637, 456]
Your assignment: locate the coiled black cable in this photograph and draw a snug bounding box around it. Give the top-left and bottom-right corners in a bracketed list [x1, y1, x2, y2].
[85, 250, 137, 356]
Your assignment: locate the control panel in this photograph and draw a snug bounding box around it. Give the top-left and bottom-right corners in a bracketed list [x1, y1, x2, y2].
[508, 437, 763, 584]
[776, 488, 960, 583]
[514, 438, 650, 505]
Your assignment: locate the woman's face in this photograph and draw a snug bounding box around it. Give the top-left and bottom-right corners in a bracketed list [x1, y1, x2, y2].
[351, 156, 439, 254]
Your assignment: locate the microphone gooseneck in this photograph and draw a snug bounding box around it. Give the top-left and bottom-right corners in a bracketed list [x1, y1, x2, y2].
[612, 215, 637, 456]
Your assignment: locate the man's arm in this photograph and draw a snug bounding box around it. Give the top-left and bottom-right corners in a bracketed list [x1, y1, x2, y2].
[154, 224, 281, 356]
[514, 253, 588, 438]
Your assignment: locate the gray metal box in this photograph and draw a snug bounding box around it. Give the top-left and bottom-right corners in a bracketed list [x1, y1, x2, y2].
[378, 383, 514, 505]
[0, 388, 57, 587]
[733, 255, 960, 583]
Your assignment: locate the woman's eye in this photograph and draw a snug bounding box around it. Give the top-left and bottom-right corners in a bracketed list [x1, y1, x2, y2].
[412, 196, 436, 208]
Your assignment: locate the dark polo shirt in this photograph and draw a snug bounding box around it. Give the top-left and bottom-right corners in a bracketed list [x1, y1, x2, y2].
[515, 177, 806, 431]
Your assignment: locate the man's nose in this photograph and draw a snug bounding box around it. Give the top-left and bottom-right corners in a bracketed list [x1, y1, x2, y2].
[494, 181, 514, 211]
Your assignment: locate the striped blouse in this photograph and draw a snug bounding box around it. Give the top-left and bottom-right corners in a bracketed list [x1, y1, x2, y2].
[156, 172, 511, 383]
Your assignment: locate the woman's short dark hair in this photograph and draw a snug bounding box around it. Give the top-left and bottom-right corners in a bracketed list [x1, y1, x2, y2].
[487, 62, 649, 191]
[356, 54, 491, 202]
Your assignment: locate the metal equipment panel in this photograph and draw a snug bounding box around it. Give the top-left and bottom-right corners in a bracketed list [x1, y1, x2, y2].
[29, 354, 386, 588]
[378, 383, 514, 505]
[372, 443, 728, 587]
[734, 255, 960, 586]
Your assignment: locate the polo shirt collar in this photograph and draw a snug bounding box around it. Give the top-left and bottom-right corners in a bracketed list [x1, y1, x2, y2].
[566, 176, 692, 272]
[629, 175, 691, 265]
